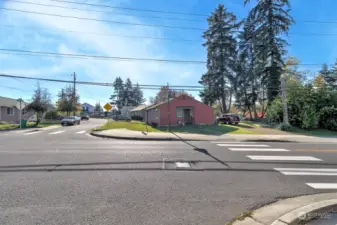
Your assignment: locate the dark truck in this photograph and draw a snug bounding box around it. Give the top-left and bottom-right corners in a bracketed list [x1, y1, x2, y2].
[216, 113, 240, 125]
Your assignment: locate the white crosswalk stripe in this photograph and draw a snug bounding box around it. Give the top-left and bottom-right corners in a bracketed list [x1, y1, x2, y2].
[48, 131, 65, 135]
[217, 144, 269, 147]
[76, 131, 86, 134]
[306, 183, 337, 189]
[247, 155, 322, 161]
[229, 148, 289, 152]
[24, 131, 41, 135]
[275, 168, 337, 176]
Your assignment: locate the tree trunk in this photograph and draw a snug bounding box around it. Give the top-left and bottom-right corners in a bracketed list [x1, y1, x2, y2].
[228, 88, 232, 113]
[221, 92, 227, 113]
[281, 77, 289, 124]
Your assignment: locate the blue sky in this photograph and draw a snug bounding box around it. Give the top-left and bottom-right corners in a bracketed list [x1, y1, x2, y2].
[1, 0, 337, 105]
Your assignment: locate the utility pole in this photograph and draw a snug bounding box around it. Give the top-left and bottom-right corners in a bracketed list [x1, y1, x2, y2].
[281, 76, 289, 124]
[17, 98, 23, 129]
[73, 72, 76, 116]
[167, 83, 171, 131]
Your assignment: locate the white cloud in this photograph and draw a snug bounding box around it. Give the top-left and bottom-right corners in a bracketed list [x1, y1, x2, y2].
[2, 0, 204, 103]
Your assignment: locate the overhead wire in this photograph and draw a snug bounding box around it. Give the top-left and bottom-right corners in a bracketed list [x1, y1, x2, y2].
[7, 0, 205, 22]
[0, 8, 205, 31]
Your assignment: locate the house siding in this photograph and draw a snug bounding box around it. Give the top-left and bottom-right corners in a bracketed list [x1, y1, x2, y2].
[144, 108, 160, 125]
[0, 106, 34, 123]
[158, 95, 214, 126]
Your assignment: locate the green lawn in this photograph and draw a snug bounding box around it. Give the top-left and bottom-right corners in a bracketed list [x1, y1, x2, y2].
[94, 120, 261, 135]
[0, 124, 19, 130]
[289, 127, 337, 137]
[239, 120, 263, 128]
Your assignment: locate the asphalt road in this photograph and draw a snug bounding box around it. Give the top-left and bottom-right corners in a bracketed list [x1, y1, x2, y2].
[0, 118, 337, 225]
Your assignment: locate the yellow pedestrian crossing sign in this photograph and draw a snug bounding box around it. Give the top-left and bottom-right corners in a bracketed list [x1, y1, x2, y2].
[103, 103, 112, 111]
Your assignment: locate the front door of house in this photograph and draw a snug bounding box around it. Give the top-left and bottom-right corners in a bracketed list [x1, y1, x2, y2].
[183, 109, 193, 125]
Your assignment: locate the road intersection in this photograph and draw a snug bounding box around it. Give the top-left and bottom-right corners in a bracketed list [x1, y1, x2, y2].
[0, 119, 336, 225]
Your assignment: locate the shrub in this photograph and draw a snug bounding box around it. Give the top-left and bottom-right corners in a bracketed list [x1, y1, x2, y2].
[278, 123, 294, 131]
[44, 110, 59, 120]
[151, 122, 158, 128]
[131, 115, 143, 121]
[320, 106, 337, 131]
[299, 106, 320, 129]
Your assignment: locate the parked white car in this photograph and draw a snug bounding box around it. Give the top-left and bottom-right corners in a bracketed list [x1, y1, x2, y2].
[60, 116, 81, 126]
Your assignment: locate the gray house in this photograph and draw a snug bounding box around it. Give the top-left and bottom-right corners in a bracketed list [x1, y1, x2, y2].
[0, 96, 34, 124]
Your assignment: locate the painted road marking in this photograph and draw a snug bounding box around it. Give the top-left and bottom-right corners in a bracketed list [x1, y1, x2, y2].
[175, 162, 190, 168]
[49, 131, 65, 135]
[295, 149, 337, 153]
[217, 144, 269, 147]
[247, 156, 322, 161]
[211, 142, 257, 144]
[306, 183, 337, 189]
[275, 168, 337, 176]
[76, 131, 86, 134]
[24, 131, 41, 135]
[229, 148, 289, 152]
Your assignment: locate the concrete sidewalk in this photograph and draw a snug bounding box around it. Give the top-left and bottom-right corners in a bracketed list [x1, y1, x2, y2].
[230, 193, 337, 225]
[91, 128, 337, 143]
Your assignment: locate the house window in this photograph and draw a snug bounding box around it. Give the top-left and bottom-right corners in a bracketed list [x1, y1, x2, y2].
[176, 108, 183, 118]
[22, 109, 28, 115]
[7, 107, 14, 116]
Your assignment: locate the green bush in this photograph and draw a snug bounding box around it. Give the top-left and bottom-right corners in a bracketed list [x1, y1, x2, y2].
[278, 123, 294, 131]
[299, 106, 320, 129]
[266, 97, 283, 124]
[44, 110, 59, 120]
[320, 106, 337, 131]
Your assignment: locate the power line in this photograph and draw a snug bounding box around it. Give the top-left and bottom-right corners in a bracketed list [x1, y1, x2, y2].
[8, 0, 205, 22]
[0, 84, 33, 92]
[2, 24, 197, 42]
[0, 49, 206, 64]
[11, 0, 337, 25]
[0, 8, 205, 31]
[0, 49, 330, 66]
[49, 0, 209, 17]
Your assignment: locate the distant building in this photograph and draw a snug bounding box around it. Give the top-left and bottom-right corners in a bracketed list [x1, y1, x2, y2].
[81, 103, 94, 113]
[144, 94, 214, 126]
[0, 96, 34, 123]
[129, 105, 147, 118]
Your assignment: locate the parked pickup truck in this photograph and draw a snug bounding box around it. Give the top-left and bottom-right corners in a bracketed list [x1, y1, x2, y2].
[216, 113, 240, 125]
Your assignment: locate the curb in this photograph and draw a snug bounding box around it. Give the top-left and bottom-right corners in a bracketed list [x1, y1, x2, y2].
[230, 193, 337, 225]
[89, 132, 229, 141]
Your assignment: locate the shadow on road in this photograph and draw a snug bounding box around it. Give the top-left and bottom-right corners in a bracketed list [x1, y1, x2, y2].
[170, 131, 230, 168]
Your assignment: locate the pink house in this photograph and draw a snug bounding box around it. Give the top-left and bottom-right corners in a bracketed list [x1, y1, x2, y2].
[144, 94, 214, 126]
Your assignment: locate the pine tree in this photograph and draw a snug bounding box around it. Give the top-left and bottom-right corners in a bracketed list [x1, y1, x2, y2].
[244, 0, 294, 101]
[123, 78, 134, 106]
[133, 83, 145, 106]
[199, 4, 240, 113]
[110, 77, 124, 111]
[325, 62, 337, 89]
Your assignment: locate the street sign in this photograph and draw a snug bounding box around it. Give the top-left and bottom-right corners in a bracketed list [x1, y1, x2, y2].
[103, 103, 112, 111]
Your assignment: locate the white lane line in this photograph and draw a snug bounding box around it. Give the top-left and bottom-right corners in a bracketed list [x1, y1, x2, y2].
[247, 156, 322, 161]
[76, 131, 86, 134]
[229, 148, 289, 152]
[281, 172, 337, 176]
[211, 142, 257, 144]
[175, 162, 190, 168]
[275, 168, 337, 172]
[306, 183, 337, 189]
[49, 131, 65, 135]
[24, 131, 41, 135]
[217, 144, 269, 147]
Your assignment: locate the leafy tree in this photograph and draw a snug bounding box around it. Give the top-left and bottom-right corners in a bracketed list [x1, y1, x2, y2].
[199, 4, 240, 113]
[57, 85, 80, 116]
[244, 0, 295, 101]
[153, 86, 184, 104]
[26, 83, 51, 125]
[94, 102, 102, 112]
[148, 96, 155, 105]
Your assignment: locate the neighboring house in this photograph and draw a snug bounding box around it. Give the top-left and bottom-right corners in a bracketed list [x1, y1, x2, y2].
[244, 111, 266, 119]
[120, 106, 134, 117]
[81, 103, 94, 113]
[129, 105, 147, 118]
[144, 94, 214, 126]
[0, 96, 34, 124]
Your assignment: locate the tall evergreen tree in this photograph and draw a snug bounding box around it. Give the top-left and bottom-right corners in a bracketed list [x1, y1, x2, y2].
[199, 4, 240, 113]
[244, 0, 294, 101]
[325, 62, 337, 89]
[110, 77, 124, 110]
[133, 83, 145, 106]
[123, 78, 134, 106]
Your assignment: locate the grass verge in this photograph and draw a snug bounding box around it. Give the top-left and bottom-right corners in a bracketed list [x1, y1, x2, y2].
[289, 127, 337, 137]
[0, 124, 19, 130]
[94, 120, 261, 135]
